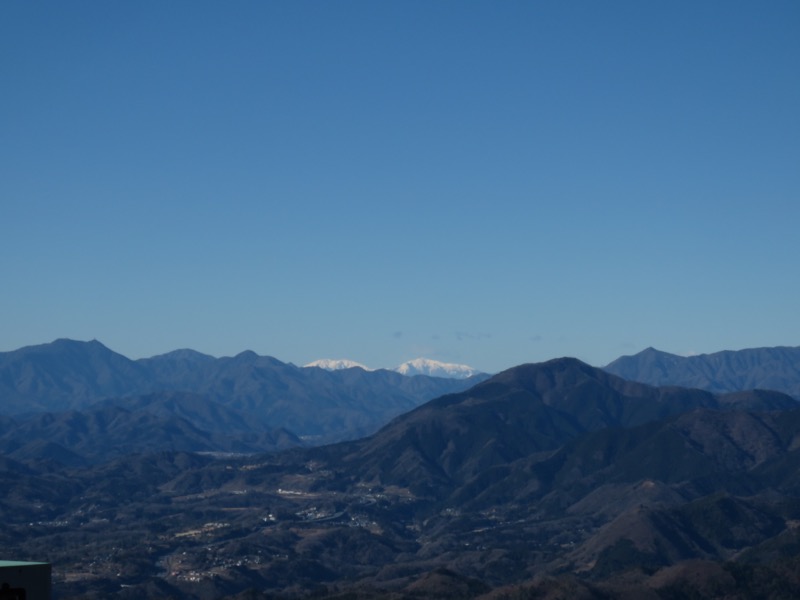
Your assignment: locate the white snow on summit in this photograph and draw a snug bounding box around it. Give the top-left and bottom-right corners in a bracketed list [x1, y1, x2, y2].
[393, 358, 481, 379]
[304, 358, 373, 371]
[304, 357, 483, 379]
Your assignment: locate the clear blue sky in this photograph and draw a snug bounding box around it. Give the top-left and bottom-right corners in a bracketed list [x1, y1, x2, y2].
[2, 1, 798, 372]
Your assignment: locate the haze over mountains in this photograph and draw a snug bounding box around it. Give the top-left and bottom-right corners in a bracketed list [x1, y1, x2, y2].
[2, 339, 800, 598]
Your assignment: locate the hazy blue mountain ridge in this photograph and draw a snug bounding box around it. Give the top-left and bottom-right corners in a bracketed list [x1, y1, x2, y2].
[0, 339, 153, 413]
[0, 339, 489, 445]
[605, 346, 800, 399]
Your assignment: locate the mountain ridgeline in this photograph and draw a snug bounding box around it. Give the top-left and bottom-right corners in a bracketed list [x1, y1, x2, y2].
[604, 345, 800, 399]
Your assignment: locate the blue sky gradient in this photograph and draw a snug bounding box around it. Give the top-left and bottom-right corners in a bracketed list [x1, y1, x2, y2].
[2, 1, 799, 372]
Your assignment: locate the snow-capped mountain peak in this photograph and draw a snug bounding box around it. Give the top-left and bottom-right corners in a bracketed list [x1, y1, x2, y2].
[304, 357, 483, 379]
[393, 358, 481, 379]
[303, 358, 373, 371]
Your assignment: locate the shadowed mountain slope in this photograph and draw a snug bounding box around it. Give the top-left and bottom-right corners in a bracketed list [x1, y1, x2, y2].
[446, 407, 800, 515]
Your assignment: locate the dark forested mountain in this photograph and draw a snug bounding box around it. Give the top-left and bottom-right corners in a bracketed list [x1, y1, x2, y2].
[5, 358, 800, 599]
[0, 339, 488, 440]
[604, 346, 800, 399]
[319, 358, 796, 497]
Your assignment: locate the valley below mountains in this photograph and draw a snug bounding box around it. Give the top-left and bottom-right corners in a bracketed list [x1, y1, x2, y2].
[2, 341, 800, 598]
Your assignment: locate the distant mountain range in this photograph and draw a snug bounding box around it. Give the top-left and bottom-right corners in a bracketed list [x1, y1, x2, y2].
[604, 346, 800, 399]
[306, 345, 800, 391]
[3, 339, 799, 470]
[5, 357, 800, 599]
[0, 339, 489, 462]
[304, 356, 484, 379]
